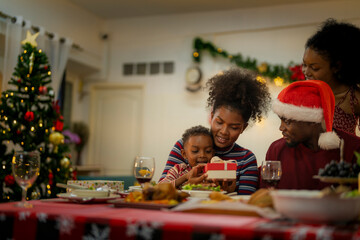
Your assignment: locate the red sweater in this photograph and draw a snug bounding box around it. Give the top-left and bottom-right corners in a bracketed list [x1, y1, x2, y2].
[262, 129, 360, 190]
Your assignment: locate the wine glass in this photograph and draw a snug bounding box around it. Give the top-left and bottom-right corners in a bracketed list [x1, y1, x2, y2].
[12, 151, 40, 208]
[261, 160, 282, 189]
[133, 156, 155, 188]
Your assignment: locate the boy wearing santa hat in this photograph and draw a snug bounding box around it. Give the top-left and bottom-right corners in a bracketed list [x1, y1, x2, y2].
[262, 80, 360, 190]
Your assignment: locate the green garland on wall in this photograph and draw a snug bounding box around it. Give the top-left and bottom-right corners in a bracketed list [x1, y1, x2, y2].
[192, 37, 305, 85]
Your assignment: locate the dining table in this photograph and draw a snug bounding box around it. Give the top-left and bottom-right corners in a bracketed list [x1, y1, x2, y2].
[0, 199, 360, 240]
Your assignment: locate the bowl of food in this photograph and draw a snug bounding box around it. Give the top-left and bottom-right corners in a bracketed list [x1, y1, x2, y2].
[271, 189, 360, 223]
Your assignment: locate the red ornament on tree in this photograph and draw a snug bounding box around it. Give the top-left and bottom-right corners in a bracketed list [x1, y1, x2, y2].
[48, 171, 54, 185]
[4, 175, 15, 186]
[39, 86, 48, 95]
[24, 111, 34, 122]
[16, 129, 21, 135]
[54, 119, 64, 132]
[44, 65, 48, 70]
[54, 115, 64, 131]
[17, 79, 21, 83]
[72, 169, 77, 180]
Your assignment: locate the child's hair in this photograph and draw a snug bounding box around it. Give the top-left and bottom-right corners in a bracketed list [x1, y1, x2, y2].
[206, 67, 271, 123]
[182, 125, 213, 146]
[305, 18, 360, 86]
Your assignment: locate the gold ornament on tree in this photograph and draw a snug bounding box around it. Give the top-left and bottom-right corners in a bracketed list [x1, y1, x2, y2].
[49, 132, 64, 153]
[29, 52, 35, 74]
[60, 157, 70, 168]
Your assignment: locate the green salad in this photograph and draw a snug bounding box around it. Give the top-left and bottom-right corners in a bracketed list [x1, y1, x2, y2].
[344, 189, 360, 198]
[182, 184, 221, 192]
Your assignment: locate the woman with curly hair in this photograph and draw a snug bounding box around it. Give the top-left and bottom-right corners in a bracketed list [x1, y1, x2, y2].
[159, 68, 271, 195]
[303, 18, 360, 135]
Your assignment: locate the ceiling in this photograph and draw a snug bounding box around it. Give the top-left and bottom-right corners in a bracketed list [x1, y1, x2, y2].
[68, 0, 338, 20]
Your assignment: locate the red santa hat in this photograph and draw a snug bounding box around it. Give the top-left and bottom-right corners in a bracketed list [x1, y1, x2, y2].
[272, 80, 340, 150]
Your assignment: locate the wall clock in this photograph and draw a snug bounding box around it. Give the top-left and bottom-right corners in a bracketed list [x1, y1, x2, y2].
[186, 66, 202, 85]
[185, 66, 202, 92]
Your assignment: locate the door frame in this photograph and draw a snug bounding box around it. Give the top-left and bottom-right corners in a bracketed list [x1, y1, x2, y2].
[87, 83, 145, 174]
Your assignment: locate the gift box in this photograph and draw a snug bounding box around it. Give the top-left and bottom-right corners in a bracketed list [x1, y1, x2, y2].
[67, 180, 124, 192]
[204, 162, 237, 179]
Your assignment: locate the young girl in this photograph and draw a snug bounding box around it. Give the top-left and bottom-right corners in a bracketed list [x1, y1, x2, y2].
[160, 68, 271, 194]
[159, 125, 214, 189]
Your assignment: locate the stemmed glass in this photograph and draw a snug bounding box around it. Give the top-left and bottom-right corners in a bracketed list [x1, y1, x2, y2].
[261, 160, 282, 189]
[12, 151, 40, 208]
[133, 156, 155, 188]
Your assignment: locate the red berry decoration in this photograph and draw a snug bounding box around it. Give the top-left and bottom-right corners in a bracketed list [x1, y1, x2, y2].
[289, 65, 305, 81]
[24, 111, 34, 122]
[4, 175, 15, 186]
[39, 86, 48, 94]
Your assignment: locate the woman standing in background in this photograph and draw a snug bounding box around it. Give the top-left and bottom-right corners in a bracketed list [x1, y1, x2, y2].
[302, 18, 360, 135]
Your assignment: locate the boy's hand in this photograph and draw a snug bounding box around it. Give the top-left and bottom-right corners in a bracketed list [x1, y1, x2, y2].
[186, 164, 207, 184]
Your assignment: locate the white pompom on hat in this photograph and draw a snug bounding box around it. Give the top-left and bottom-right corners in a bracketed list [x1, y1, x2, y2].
[272, 80, 340, 150]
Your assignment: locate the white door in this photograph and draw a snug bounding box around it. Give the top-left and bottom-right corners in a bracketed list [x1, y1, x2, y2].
[88, 84, 144, 175]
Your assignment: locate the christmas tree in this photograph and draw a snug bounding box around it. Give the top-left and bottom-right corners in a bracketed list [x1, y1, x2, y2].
[0, 31, 73, 202]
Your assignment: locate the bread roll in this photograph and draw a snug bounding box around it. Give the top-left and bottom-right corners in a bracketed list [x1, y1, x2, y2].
[247, 188, 273, 208]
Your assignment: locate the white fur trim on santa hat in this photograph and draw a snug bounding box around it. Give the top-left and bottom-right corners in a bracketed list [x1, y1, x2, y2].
[318, 131, 341, 150]
[272, 99, 323, 122]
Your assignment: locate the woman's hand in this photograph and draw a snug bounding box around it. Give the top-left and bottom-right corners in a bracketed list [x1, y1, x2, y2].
[212, 179, 236, 193]
[186, 164, 207, 184]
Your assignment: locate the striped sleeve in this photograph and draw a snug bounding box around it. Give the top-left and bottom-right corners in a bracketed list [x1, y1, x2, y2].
[236, 151, 259, 195]
[159, 140, 186, 182]
[158, 163, 189, 188]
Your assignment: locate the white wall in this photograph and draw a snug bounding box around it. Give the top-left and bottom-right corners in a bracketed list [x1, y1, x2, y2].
[2, 0, 360, 182]
[1, 0, 104, 55]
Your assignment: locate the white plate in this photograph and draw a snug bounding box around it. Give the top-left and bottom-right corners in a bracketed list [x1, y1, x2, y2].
[128, 186, 142, 192]
[231, 195, 251, 201]
[71, 189, 110, 197]
[182, 190, 226, 198]
[57, 193, 120, 203]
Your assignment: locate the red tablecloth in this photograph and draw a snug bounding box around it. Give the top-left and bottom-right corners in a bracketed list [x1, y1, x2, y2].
[0, 199, 360, 239]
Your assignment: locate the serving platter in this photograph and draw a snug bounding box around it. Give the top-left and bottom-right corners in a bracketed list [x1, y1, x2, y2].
[171, 198, 280, 219]
[313, 175, 358, 184]
[109, 199, 178, 210]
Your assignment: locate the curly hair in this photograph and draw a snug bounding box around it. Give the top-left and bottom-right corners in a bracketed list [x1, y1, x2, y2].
[182, 125, 213, 146]
[305, 18, 360, 86]
[206, 67, 271, 123]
